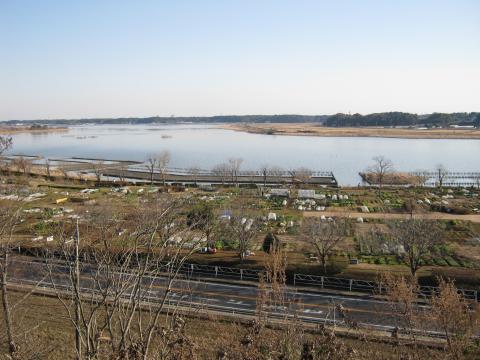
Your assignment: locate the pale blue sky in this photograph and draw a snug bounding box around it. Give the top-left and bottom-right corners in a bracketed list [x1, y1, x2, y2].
[1, 0, 479, 120]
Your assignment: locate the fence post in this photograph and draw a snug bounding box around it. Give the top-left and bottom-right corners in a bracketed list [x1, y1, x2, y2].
[190, 263, 194, 278]
[215, 266, 218, 278]
[240, 269, 243, 281]
[321, 276, 324, 289]
[349, 279, 353, 292]
[293, 274, 296, 287]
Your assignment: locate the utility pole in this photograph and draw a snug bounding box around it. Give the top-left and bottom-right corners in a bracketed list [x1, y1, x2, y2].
[74, 219, 81, 359]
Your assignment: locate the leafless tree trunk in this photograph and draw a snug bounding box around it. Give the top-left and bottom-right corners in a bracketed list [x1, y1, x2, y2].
[0, 135, 12, 156]
[116, 162, 128, 186]
[58, 162, 70, 181]
[435, 164, 448, 188]
[145, 156, 158, 185]
[259, 165, 269, 187]
[430, 278, 480, 359]
[91, 161, 104, 186]
[380, 273, 423, 344]
[212, 163, 229, 185]
[45, 158, 52, 180]
[388, 219, 444, 277]
[1, 249, 16, 356]
[228, 157, 243, 187]
[188, 166, 200, 187]
[73, 220, 82, 359]
[302, 218, 349, 274]
[157, 150, 171, 187]
[295, 167, 313, 184]
[15, 156, 32, 177]
[367, 156, 394, 193]
[0, 205, 49, 359]
[45, 196, 202, 359]
[228, 212, 258, 263]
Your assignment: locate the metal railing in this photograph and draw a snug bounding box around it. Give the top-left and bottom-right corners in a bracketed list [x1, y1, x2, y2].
[166, 262, 262, 281]
[293, 273, 479, 301]
[12, 252, 479, 302]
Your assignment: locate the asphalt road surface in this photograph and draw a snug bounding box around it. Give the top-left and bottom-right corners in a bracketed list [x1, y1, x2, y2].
[8, 257, 435, 335]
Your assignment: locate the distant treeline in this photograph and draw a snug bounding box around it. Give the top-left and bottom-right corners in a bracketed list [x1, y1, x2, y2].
[1, 115, 328, 126]
[325, 112, 480, 127]
[2, 112, 479, 127]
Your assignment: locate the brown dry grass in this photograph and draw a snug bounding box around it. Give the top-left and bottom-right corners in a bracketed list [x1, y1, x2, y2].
[222, 123, 480, 139]
[0, 126, 68, 135]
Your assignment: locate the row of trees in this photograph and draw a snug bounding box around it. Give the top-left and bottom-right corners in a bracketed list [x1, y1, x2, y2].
[364, 155, 461, 190]
[144, 153, 316, 187]
[188, 200, 447, 278]
[303, 216, 445, 277]
[325, 112, 480, 128]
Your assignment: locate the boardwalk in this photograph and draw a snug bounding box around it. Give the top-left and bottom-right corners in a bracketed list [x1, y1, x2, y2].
[101, 167, 338, 186]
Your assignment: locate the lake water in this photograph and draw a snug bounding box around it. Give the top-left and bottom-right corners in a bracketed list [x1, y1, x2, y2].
[6, 124, 480, 185]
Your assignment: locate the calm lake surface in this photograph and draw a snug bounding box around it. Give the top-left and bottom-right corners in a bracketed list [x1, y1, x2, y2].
[7, 124, 480, 185]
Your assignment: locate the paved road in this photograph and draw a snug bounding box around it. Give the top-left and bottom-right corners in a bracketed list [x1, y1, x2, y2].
[8, 257, 432, 335]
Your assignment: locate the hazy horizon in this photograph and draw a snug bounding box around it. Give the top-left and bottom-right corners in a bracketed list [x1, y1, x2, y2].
[1, 0, 479, 121]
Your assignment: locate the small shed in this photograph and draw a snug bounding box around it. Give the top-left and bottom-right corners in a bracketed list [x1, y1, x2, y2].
[270, 188, 290, 197]
[298, 189, 316, 199]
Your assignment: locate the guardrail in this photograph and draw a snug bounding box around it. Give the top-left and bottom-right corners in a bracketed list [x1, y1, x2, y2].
[163, 262, 262, 281]
[293, 273, 479, 301]
[12, 252, 479, 302]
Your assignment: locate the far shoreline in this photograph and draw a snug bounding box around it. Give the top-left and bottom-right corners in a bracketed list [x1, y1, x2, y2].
[0, 125, 69, 135]
[220, 123, 480, 140]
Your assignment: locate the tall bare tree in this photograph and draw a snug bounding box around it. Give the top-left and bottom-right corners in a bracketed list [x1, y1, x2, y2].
[45, 196, 203, 359]
[14, 156, 32, 177]
[0, 136, 13, 181]
[157, 150, 171, 187]
[228, 213, 259, 263]
[117, 162, 129, 186]
[388, 219, 444, 277]
[302, 218, 349, 274]
[0, 205, 20, 357]
[367, 156, 394, 192]
[475, 174, 480, 190]
[145, 155, 158, 185]
[212, 163, 230, 185]
[228, 157, 243, 187]
[188, 166, 200, 187]
[259, 164, 270, 187]
[0, 204, 49, 359]
[91, 161, 104, 185]
[381, 274, 423, 344]
[435, 164, 448, 188]
[294, 167, 313, 184]
[58, 162, 70, 181]
[430, 278, 480, 359]
[44, 158, 52, 180]
[0, 135, 12, 156]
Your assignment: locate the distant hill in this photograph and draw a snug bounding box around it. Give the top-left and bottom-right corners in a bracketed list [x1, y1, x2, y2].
[0, 115, 329, 126]
[1, 112, 479, 128]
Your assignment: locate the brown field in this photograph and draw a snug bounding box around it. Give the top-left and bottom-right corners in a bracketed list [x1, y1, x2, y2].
[221, 123, 480, 139]
[0, 125, 68, 135]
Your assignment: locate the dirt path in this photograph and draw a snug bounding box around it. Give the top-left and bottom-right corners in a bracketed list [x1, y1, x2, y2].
[303, 210, 480, 223]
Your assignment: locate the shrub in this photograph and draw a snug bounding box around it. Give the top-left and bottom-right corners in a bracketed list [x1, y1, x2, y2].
[262, 232, 281, 253]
